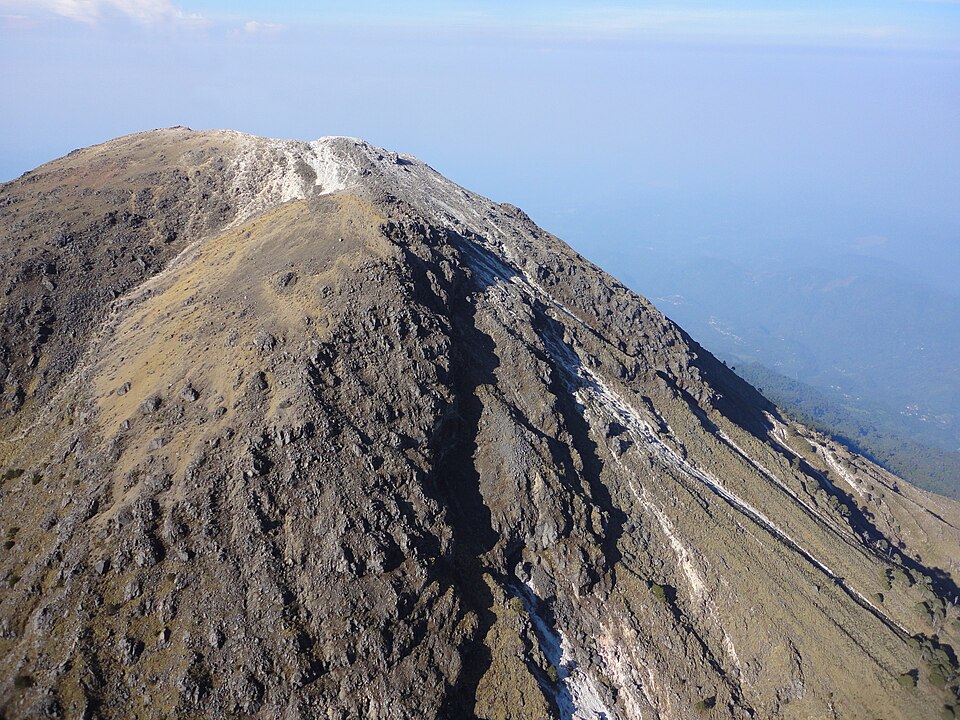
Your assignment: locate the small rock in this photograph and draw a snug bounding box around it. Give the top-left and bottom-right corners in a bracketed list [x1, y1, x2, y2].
[276, 271, 297, 288]
[253, 332, 276, 352]
[180, 384, 199, 402]
[134, 542, 160, 568]
[140, 395, 162, 414]
[124, 579, 142, 602]
[118, 636, 143, 665]
[117, 382, 131, 396]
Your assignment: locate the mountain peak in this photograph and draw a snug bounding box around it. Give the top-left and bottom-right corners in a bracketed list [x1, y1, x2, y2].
[1, 130, 958, 719]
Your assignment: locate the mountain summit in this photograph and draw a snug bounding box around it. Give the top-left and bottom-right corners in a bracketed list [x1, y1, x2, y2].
[1, 128, 958, 719]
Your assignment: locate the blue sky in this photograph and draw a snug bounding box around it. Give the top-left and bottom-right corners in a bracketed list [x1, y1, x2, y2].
[3, 1, 959, 39]
[1, 1, 958, 290]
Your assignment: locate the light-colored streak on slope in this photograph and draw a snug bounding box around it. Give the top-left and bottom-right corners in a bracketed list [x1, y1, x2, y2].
[538, 327, 911, 640]
[513, 583, 615, 720]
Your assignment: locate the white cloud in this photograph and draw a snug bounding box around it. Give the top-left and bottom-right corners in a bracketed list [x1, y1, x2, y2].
[242, 20, 286, 35]
[225, 19, 286, 38]
[0, 0, 200, 25]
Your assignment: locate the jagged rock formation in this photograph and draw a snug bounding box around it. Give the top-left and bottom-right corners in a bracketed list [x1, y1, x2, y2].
[1, 128, 959, 719]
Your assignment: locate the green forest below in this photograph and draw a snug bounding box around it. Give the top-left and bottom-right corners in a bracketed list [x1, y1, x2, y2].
[738, 362, 960, 500]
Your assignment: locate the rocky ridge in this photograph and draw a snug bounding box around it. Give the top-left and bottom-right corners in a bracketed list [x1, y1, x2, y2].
[0, 127, 958, 719]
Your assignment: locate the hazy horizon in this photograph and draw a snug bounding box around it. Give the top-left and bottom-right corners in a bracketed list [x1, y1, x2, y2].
[3, 2, 958, 294]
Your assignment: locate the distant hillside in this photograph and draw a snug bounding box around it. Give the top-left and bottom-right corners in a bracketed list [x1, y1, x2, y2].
[608, 249, 960, 461]
[737, 361, 960, 500]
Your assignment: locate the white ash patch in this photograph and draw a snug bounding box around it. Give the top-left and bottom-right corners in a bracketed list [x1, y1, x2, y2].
[514, 583, 615, 720]
[646, 500, 707, 603]
[819, 443, 866, 500]
[227, 135, 361, 226]
[593, 627, 661, 719]
[307, 137, 358, 194]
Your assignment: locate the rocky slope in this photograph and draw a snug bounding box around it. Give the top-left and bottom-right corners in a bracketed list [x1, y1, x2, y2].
[1, 127, 959, 719]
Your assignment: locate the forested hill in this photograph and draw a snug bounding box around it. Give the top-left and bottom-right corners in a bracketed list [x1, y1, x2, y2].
[738, 361, 960, 500]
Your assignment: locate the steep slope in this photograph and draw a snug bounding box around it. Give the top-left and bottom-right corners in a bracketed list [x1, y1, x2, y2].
[1, 128, 959, 720]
